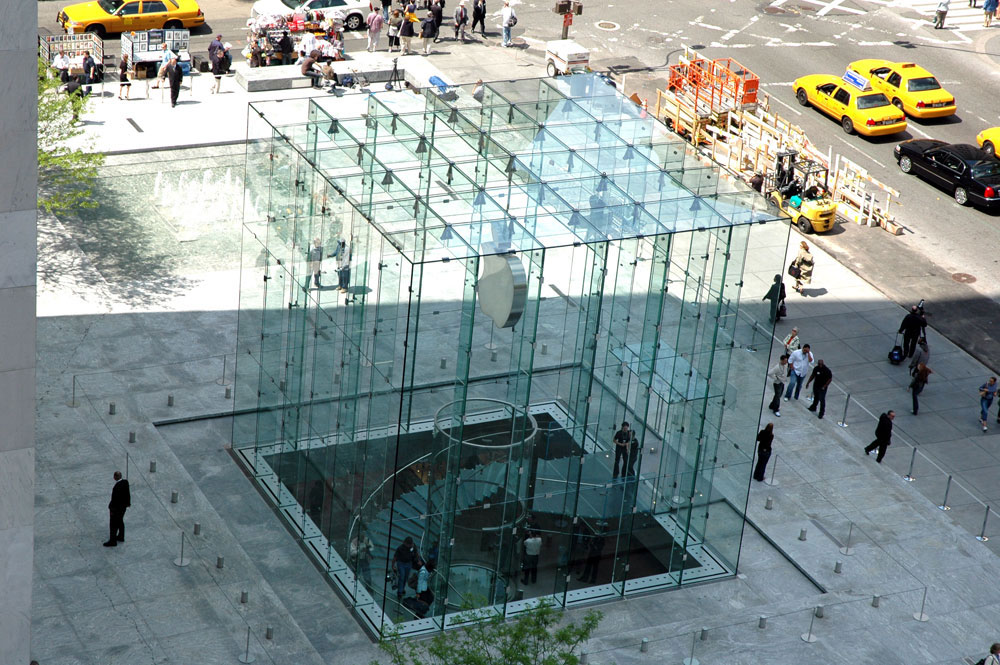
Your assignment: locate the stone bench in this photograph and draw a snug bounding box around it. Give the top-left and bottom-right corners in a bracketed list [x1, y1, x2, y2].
[234, 53, 457, 93]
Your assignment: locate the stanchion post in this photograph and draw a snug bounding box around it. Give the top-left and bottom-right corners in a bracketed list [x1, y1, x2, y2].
[913, 587, 929, 622]
[682, 631, 700, 665]
[800, 610, 817, 643]
[938, 475, 952, 511]
[173, 531, 190, 567]
[764, 454, 779, 487]
[839, 522, 854, 556]
[68, 375, 79, 408]
[977, 505, 991, 542]
[837, 392, 850, 427]
[238, 625, 255, 663]
[903, 448, 917, 482]
[217, 354, 228, 385]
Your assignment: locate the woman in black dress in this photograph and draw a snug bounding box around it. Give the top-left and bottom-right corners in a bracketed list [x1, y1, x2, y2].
[118, 54, 131, 100]
[753, 423, 774, 482]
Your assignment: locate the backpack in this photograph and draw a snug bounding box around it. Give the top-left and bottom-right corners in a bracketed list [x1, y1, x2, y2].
[508, 14, 518, 26]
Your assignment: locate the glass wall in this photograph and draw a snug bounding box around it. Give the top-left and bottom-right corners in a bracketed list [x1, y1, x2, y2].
[233, 74, 788, 637]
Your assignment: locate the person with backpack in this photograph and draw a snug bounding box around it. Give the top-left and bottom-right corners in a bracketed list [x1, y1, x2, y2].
[980, 376, 999, 431]
[978, 643, 1000, 665]
[420, 10, 438, 54]
[501, 0, 516, 47]
[909, 363, 932, 415]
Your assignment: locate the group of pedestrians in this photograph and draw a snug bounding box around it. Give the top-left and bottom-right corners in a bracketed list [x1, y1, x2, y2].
[365, 0, 515, 54]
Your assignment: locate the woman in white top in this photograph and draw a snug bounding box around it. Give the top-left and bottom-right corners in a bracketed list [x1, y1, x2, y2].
[501, 0, 516, 47]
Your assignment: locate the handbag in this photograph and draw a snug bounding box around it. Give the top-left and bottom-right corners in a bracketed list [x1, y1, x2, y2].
[787, 261, 801, 279]
[508, 14, 518, 26]
[388, 24, 399, 36]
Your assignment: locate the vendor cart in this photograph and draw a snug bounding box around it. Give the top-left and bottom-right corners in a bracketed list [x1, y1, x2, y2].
[545, 39, 590, 77]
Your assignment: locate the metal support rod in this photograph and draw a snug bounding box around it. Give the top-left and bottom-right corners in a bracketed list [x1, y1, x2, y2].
[801, 611, 817, 643]
[903, 448, 917, 482]
[217, 354, 228, 385]
[913, 587, 929, 622]
[938, 475, 952, 511]
[839, 522, 854, 555]
[764, 454, 778, 486]
[682, 631, 700, 665]
[837, 392, 850, 427]
[125, 453, 129, 481]
[68, 375, 79, 407]
[174, 531, 190, 567]
[977, 505, 991, 542]
[238, 625, 255, 663]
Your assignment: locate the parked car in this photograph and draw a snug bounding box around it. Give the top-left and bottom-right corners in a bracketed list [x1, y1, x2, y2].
[250, 0, 371, 30]
[894, 140, 1000, 209]
[58, 0, 205, 37]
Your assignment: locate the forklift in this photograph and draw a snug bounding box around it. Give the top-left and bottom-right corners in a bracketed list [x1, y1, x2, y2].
[764, 150, 837, 234]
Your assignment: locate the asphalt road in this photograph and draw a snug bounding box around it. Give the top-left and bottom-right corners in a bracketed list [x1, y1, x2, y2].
[36, 0, 1000, 368]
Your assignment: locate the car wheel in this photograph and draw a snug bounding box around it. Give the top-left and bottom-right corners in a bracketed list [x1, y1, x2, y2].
[344, 13, 363, 30]
[984, 140, 996, 158]
[163, 19, 182, 29]
[899, 155, 912, 174]
[797, 217, 813, 234]
[892, 98, 904, 112]
[796, 88, 809, 107]
[546, 62, 557, 77]
[955, 187, 970, 206]
[86, 24, 106, 38]
[841, 117, 854, 135]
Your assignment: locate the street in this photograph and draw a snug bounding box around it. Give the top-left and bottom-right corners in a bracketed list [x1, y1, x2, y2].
[37, 0, 1000, 368]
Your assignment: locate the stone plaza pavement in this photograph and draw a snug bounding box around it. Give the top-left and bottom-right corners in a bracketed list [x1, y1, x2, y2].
[31, 42, 1000, 665]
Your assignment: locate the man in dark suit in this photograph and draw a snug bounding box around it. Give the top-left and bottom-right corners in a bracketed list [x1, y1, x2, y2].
[898, 305, 925, 359]
[864, 411, 895, 463]
[104, 470, 131, 547]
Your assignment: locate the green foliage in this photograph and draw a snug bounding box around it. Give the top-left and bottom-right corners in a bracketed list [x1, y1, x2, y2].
[376, 601, 602, 665]
[37, 57, 105, 215]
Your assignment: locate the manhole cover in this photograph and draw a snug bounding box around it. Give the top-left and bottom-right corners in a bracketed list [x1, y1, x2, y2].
[952, 272, 976, 283]
[596, 21, 619, 30]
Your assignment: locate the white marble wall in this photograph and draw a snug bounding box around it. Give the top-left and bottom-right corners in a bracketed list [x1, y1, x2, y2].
[0, 0, 37, 662]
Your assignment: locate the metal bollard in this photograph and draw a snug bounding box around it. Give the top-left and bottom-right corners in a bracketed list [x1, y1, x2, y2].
[128, 431, 136, 443]
[938, 475, 952, 511]
[167, 394, 174, 407]
[834, 561, 842, 574]
[977, 505, 991, 542]
[541, 343, 548, 355]
[758, 616, 767, 629]
[217, 556, 225, 569]
[109, 402, 117, 415]
[798, 528, 808, 541]
[580, 650, 588, 664]
[872, 594, 880, 608]
[193, 522, 201, 536]
[765, 496, 774, 510]
[491, 350, 498, 362]
[149, 460, 157, 473]
[240, 590, 249, 604]
[170, 490, 178, 504]
[440, 357, 447, 369]
[837, 392, 850, 427]
[640, 638, 648, 653]
[903, 448, 917, 482]
[814, 605, 824, 618]
[266, 626, 274, 640]
[225, 386, 232, 399]
[699, 627, 708, 641]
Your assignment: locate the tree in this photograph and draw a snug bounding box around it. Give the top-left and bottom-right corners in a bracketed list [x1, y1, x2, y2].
[37, 57, 104, 215]
[376, 601, 602, 665]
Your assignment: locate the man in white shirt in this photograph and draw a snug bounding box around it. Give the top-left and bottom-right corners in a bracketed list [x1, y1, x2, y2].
[521, 531, 542, 585]
[52, 49, 71, 82]
[501, 0, 516, 47]
[784, 344, 813, 401]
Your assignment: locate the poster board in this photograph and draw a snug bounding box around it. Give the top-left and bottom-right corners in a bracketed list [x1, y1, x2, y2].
[121, 29, 190, 63]
[39, 33, 104, 64]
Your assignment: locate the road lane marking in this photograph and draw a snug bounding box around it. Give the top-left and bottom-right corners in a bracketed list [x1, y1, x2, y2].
[767, 93, 803, 116]
[833, 135, 887, 169]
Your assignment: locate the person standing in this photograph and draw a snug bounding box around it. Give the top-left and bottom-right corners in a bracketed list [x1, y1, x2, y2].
[981, 642, 1000, 665]
[152, 43, 175, 88]
[984, 0, 998, 26]
[387, 10, 403, 51]
[103, 471, 131, 547]
[980, 377, 999, 431]
[454, 0, 469, 41]
[611, 421, 635, 479]
[625, 428, 641, 477]
[381, 0, 392, 20]
[790, 241, 813, 293]
[768, 354, 789, 417]
[210, 46, 226, 94]
[501, 0, 516, 47]
[400, 8, 417, 54]
[334, 237, 352, 293]
[864, 411, 895, 462]
[898, 305, 924, 359]
[430, 0, 445, 42]
[909, 363, 932, 415]
[278, 31, 294, 65]
[208, 34, 224, 62]
[305, 238, 324, 290]
[753, 423, 774, 482]
[579, 529, 605, 584]
[366, 7, 385, 52]
[350, 531, 374, 588]
[784, 344, 813, 401]
[521, 531, 542, 584]
[118, 54, 131, 100]
[472, 78, 485, 102]
[420, 11, 438, 53]
[805, 359, 833, 419]
[909, 337, 930, 377]
[934, 0, 950, 27]
[52, 48, 71, 82]
[471, 0, 487, 35]
[392, 536, 416, 599]
[782, 327, 801, 354]
[167, 57, 184, 108]
[763, 274, 786, 325]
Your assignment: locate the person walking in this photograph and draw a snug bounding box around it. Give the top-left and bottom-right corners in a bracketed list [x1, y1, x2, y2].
[103, 471, 130, 547]
[350, 530, 374, 588]
[208, 34, 224, 62]
[790, 241, 813, 293]
[152, 43, 175, 89]
[909, 337, 930, 377]
[501, 0, 516, 47]
[381, 0, 392, 20]
[400, 8, 417, 54]
[611, 421, 636, 479]
[167, 57, 184, 108]
[521, 531, 542, 584]
[753, 423, 774, 482]
[578, 528, 605, 584]
[763, 274, 786, 325]
[898, 305, 924, 359]
[864, 410, 895, 463]
[909, 363, 932, 415]
[471, 0, 487, 35]
[768, 354, 789, 416]
[430, 0, 445, 42]
[805, 359, 833, 419]
[304, 238, 324, 290]
[980, 642, 1000, 665]
[366, 7, 385, 52]
[980, 376, 999, 431]
[387, 10, 403, 51]
[784, 344, 813, 401]
[783, 327, 801, 354]
[934, 0, 950, 28]
[454, 0, 469, 41]
[210, 46, 226, 94]
[419, 11, 437, 54]
[118, 54, 131, 100]
[984, 0, 998, 26]
[392, 536, 416, 600]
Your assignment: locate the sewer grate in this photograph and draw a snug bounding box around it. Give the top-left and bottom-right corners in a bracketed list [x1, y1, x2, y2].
[596, 20, 619, 30]
[952, 273, 976, 283]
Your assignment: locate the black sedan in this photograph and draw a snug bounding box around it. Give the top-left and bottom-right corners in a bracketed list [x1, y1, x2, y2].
[894, 140, 1000, 209]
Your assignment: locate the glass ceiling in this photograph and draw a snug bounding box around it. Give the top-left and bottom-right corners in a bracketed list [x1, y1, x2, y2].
[249, 74, 779, 264]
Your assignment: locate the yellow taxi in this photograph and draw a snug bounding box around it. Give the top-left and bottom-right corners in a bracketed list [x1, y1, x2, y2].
[977, 128, 1000, 157]
[793, 72, 907, 137]
[58, 0, 205, 37]
[847, 60, 955, 119]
